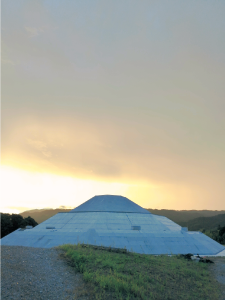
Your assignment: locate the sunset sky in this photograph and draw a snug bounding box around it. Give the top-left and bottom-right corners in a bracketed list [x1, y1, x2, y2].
[1, 0, 225, 214]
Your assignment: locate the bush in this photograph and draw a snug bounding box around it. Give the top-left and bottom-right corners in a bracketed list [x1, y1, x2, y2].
[1, 213, 38, 238]
[201, 225, 225, 245]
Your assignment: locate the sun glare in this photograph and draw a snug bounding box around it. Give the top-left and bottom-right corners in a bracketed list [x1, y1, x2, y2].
[0, 165, 169, 214]
[0, 166, 134, 213]
[0, 208, 21, 214]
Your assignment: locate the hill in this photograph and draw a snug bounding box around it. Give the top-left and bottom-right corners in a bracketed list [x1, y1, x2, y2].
[21, 207, 225, 227]
[147, 209, 225, 224]
[178, 213, 225, 231]
[20, 208, 71, 224]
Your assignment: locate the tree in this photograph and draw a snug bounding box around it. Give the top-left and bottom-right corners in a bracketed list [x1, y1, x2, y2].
[219, 226, 225, 237]
[1, 213, 38, 239]
[11, 214, 24, 231]
[218, 226, 225, 245]
[1, 213, 12, 238]
[20, 216, 38, 228]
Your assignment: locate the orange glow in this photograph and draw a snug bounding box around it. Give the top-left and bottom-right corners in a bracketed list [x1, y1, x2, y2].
[0, 165, 171, 213]
[0, 165, 128, 213]
[2, 164, 214, 213]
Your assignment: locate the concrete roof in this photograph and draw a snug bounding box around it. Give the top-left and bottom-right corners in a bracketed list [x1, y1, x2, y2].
[70, 195, 150, 214]
[2, 195, 225, 256]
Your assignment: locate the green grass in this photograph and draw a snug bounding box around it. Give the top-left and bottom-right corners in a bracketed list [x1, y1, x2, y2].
[57, 244, 222, 300]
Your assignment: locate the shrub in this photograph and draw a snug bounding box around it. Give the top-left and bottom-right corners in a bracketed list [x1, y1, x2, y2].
[1, 213, 38, 238]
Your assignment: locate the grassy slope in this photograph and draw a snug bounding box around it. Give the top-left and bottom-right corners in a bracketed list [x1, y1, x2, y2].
[58, 244, 222, 300]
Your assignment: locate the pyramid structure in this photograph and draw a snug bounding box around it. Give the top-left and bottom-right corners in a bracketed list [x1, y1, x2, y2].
[2, 195, 225, 255]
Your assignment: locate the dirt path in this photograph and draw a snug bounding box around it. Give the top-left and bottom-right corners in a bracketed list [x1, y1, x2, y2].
[206, 257, 225, 300]
[1, 246, 90, 300]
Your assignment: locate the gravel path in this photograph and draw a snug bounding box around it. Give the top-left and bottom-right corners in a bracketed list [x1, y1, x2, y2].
[206, 257, 225, 300]
[1, 246, 90, 300]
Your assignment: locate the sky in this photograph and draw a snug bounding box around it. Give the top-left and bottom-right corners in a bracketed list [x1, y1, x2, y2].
[1, 0, 225, 214]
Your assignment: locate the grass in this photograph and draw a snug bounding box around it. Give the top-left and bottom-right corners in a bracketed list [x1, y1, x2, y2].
[57, 244, 222, 300]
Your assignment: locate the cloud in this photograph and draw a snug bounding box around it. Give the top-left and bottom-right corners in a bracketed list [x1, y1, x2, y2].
[24, 26, 45, 37]
[1, 41, 17, 66]
[1, 0, 225, 209]
[2, 110, 224, 186]
[24, 25, 58, 38]
[27, 139, 52, 158]
[1, 58, 15, 65]
[1, 110, 225, 210]
[59, 205, 73, 209]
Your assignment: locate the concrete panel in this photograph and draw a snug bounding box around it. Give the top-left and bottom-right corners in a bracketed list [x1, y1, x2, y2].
[1, 195, 225, 256]
[70, 195, 150, 214]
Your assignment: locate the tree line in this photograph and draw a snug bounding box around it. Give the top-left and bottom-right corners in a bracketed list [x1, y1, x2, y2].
[1, 213, 38, 238]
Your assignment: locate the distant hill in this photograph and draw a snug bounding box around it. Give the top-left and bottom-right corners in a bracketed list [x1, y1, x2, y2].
[21, 208, 71, 224]
[21, 207, 225, 227]
[178, 213, 225, 231]
[147, 209, 225, 224]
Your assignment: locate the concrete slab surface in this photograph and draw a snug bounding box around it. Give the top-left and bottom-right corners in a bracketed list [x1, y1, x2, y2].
[1, 195, 225, 256]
